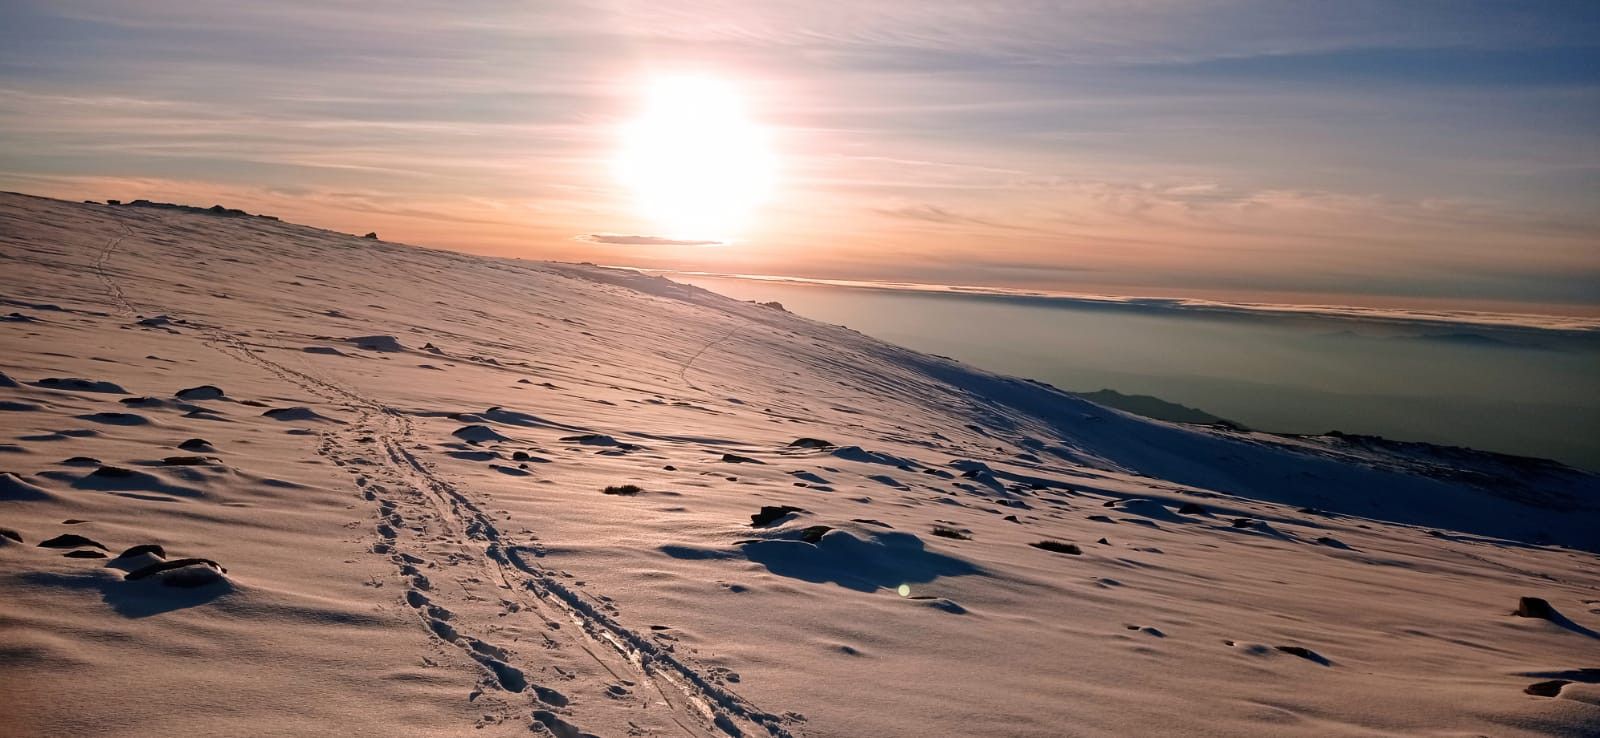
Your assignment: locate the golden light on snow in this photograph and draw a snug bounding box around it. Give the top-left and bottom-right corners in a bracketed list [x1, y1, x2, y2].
[614, 76, 776, 243]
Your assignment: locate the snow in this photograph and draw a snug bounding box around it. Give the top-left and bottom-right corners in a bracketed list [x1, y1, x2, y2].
[2, 192, 1597, 737]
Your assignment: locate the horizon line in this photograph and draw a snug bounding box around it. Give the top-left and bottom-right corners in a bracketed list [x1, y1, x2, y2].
[614, 267, 1600, 335]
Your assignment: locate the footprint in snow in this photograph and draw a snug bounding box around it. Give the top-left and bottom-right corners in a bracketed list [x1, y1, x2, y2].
[531, 709, 595, 738]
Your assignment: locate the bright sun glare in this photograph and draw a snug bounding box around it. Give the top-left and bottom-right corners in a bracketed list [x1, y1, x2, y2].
[615, 76, 776, 242]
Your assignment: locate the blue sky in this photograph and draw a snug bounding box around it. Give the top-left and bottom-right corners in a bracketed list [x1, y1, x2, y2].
[1, 1, 1596, 312]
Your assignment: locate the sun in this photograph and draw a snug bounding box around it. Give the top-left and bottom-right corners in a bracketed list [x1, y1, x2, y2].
[614, 76, 776, 243]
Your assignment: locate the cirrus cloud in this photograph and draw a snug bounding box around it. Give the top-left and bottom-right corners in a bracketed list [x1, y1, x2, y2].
[577, 233, 724, 246]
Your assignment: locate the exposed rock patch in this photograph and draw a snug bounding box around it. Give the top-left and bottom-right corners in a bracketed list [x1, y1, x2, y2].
[751, 505, 805, 527]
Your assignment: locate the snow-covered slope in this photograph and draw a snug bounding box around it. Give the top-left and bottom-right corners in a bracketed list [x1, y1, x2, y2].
[2, 192, 1596, 737]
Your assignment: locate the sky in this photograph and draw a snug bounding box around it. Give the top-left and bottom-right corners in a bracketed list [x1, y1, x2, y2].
[1, 1, 1597, 314]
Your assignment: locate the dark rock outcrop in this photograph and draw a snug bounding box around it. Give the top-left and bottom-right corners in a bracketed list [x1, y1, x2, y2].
[1031, 540, 1081, 555]
[751, 505, 804, 527]
[38, 534, 108, 550]
[1514, 597, 1556, 619]
[175, 385, 225, 400]
[117, 544, 167, 559]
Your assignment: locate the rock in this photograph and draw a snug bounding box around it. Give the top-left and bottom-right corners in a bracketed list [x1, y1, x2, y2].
[91, 465, 135, 478]
[175, 385, 225, 400]
[511, 451, 531, 461]
[38, 534, 108, 550]
[750, 505, 804, 527]
[1275, 645, 1326, 663]
[178, 438, 214, 451]
[1514, 597, 1556, 619]
[931, 525, 970, 540]
[798, 525, 832, 544]
[124, 557, 228, 588]
[1031, 540, 1082, 555]
[662, 465, 676, 471]
[363, 232, 378, 239]
[348, 335, 403, 352]
[602, 484, 642, 496]
[1524, 680, 1570, 697]
[64, 550, 107, 558]
[0, 528, 20, 543]
[1002, 515, 1019, 523]
[721, 453, 761, 464]
[1177, 502, 1205, 515]
[116, 544, 166, 559]
[161, 456, 211, 466]
[36, 377, 127, 393]
[78, 412, 146, 425]
[1231, 518, 1254, 528]
[788, 438, 834, 449]
[452, 424, 508, 443]
[1097, 537, 1110, 545]
[262, 406, 332, 422]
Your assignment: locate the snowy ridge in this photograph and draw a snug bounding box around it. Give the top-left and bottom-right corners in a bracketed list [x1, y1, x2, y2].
[2, 192, 1597, 737]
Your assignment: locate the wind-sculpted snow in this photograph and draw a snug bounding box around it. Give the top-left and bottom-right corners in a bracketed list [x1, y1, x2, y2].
[1, 191, 1597, 737]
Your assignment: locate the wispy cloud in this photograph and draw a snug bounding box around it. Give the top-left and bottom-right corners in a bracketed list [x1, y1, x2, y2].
[578, 234, 724, 246]
[871, 202, 1009, 229]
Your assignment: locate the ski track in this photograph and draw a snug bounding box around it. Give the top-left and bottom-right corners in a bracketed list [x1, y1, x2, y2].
[98, 217, 796, 738]
[678, 323, 743, 395]
[93, 224, 137, 316]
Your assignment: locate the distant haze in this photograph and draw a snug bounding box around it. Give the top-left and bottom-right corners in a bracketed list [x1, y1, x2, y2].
[679, 274, 1600, 470]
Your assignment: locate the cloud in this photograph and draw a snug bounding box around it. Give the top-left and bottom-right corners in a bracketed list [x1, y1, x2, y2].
[871, 202, 1037, 231]
[577, 234, 724, 246]
[874, 203, 991, 226]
